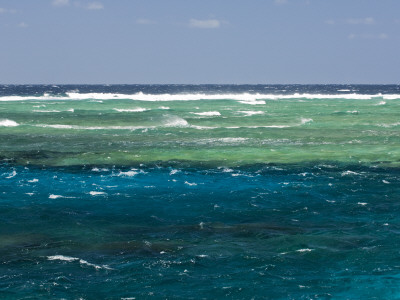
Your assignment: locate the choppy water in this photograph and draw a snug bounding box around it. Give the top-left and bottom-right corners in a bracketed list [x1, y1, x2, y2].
[1, 85, 400, 299]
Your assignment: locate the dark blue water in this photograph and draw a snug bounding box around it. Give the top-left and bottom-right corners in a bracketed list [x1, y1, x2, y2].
[1, 83, 400, 97]
[1, 164, 400, 299]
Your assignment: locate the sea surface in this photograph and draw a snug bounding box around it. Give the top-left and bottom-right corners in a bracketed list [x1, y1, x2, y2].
[1, 84, 400, 299]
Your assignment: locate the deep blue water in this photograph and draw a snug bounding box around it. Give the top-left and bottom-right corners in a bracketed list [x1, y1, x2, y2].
[1, 83, 400, 97]
[1, 85, 400, 299]
[2, 164, 400, 299]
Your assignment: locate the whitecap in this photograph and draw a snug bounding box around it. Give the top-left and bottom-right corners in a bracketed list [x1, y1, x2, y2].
[48, 255, 78, 262]
[238, 100, 266, 105]
[300, 118, 313, 125]
[377, 122, 400, 128]
[185, 181, 197, 186]
[39, 124, 74, 129]
[163, 115, 189, 127]
[169, 169, 180, 175]
[341, 171, 360, 176]
[117, 170, 138, 177]
[113, 108, 148, 112]
[192, 111, 221, 116]
[5, 170, 17, 179]
[78, 259, 113, 270]
[190, 125, 218, 130]
[358, 202, 368, 206]
[89, 191, 107, 196]
[27, 179, 39, 183]
[92, 167, 109, 172]
[34, 124, 149, 131]
[0, 119, 19, 127]
[219, 137, 248, 143]
[1, 92, 400, 102]
[33, 110, 61, 113]
[49, 194, 64, 199]
[47, 255, 112, 270]
[296, 248, 314, 252]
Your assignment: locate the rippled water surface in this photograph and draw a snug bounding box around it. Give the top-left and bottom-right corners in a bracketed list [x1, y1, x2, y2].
[1, 85, 400, 299]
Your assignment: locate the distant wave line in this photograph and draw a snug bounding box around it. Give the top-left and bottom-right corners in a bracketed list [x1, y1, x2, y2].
[1, 92, 399, 102]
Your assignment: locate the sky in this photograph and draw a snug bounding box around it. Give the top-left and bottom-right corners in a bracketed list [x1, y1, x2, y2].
[0, 0, 399, 84]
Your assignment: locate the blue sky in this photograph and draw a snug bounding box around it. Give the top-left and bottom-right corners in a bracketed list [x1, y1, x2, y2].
[0, 0, 399, 84]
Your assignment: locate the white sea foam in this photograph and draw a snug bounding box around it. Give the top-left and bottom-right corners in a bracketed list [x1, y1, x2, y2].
[163, 115, 189, 127]
[169, 169, 180, 175]
[78, 259, 112, 270]
[192, 111, 221, 116]
[33, 110, 61, 113]
[296, 248, 314, 252]
[238, 100, 266, 105]
[185, 181, 197, 186]
[28, 179, 39, 183]
[191, 125, 218, 130]
[375, 101, 386, 106]
[117, 170, 138, 177]
[35, 124, 150, 131]
[39, 124, 74, 129]
[5, 170, 17, 179]
[92, 167, 109, 172]
[89, 191, 107, 196]
[377, 122, 400, 128]
[49, 194, 75, 199]
[219, 137, 248, 143]
[113, 108, 148, 112]
[300, 118, 313, 125]
[47, 255, 112, 270]
[48, 255, 79, 262]
[192, 137, 248, 145]
[341, 171, 360, 176]
[2, 92, 398, 102]
[0, 119, 19, 127]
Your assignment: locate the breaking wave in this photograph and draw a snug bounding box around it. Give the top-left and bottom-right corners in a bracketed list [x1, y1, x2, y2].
[1, 92, 400, 102]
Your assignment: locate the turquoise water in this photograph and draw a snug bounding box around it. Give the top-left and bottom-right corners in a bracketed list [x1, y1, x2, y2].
[1, 85, 400, 299]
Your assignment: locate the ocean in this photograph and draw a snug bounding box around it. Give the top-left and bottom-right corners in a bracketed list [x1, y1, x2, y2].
[1, 84, 400, 299]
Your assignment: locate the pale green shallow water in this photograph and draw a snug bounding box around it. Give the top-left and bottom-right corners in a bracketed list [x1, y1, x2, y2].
[1, 96, 399, 167]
